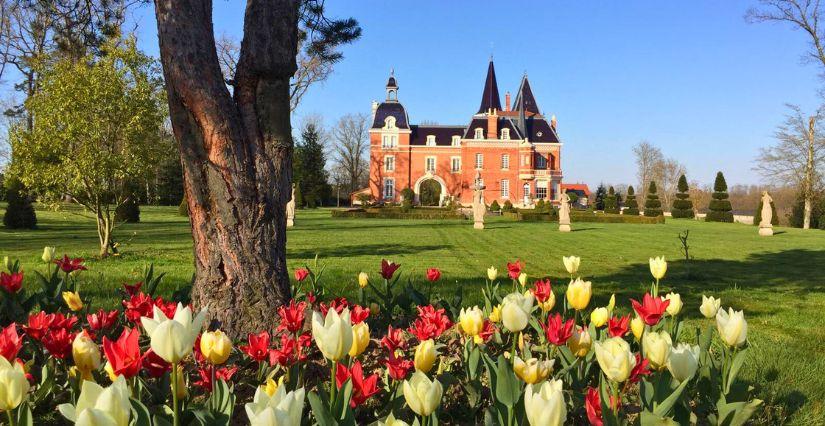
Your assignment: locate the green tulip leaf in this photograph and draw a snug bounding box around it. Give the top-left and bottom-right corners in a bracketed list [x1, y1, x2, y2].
[494, 355, 521, 406]
[308, 391, 337, 426]
[130, 398, 152, 426]
[653, 373, 693, 417]
[725, 348, 749, 395]
[717, 396, 763, 426]
[640, 410, 679, 426]
[15, 403, 33, 426]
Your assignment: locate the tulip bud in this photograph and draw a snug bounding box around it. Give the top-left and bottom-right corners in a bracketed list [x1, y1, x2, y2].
[642, 331, 672, 371]
[518, 272, 528, 287]
[513, 356, 553, 384]
[607, 293, 616, 313]
[664, 292, 682, 316]
[649, 256, 667, 280]
[501, 292, 534, 333]
[565, 278, 591, 311]
[487, 266, 498, 281]
[358, 272, 369, 289]
[667, 343, 700, 383]
[2, 256, 10, 271]
[459, 306, 484, 337]
[62, 291, 84, 311]
[402, 371, 442, 417]
[261, 376, 284, 397]
[700, 295, 721, 319]
[369, 302, 381, 315]
[630, 315, 644, 340]
[590, 307, 609, 328]
[489, 305, 502, 323]
[200, 330, 233, 365]
[562, 256, 580, 275]
[172, 365, 187, 399]
[414, 339, 437, 373]
[524, 379, 567, 426]
[594, 337, 636, 383]
[716, 307, 747, 348]
[72, 331, 101, 379]
[349, 322, 370, 357]
[567, 326, 591, 358]
[42, 246, 56, 263]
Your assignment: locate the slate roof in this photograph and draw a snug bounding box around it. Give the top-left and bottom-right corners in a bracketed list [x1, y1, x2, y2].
[409, 125, 466, 146]
[477, 60, 502, 113]
[371, 102, 409, 129]
[512, 75, 540, 115]
[523, 117, 559, 143]
[461, 117, 524, 140]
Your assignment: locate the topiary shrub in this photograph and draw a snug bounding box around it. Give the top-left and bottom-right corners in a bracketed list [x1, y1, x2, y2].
[671, 174, 695, 219]
[489, 200, 501, 212]
[706, 171, 733, 222]
[603, 186, 619, 214]
[3, 176, 37, 229]
[624, 186, 639, 216]
[643, 181, 663, 217]
[115, 197, 140, 223]
[535, 198, 546, 212]
[502, 200, 514, 212]
[178, 197, 189, 217]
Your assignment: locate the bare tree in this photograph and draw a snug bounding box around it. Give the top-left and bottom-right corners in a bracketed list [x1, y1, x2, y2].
[632, 140, 664, 199]
[754, 105, 825, 228]
[747, 1, 825, 80]
[331, 113, 369, 194]
[214, 32, 240, 86]
[655, 158, 687, 211]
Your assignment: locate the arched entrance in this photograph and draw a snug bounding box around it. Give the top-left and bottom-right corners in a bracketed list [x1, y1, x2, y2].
[419, 179, 442, 206]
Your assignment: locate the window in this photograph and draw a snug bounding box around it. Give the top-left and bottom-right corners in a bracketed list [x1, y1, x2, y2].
[426, 135, 436, 146]
[384, 116, 396, 129]
[474, 128, 484, 139]
[451, 157, 461, 172]
[523, 183, 531, 200]
[425, 156, 436, 172]
[451, 135, 460, 146]
[501, 180, 510, 199]
[384, 155, 395, 172]
[383, 178, 395, 199]
[522, 154, 530, 167]
[536, 186, 547, 200]
[475, 153, 483, 169]
[534, 154, 547, 169]
[501, 128, 510, 140]
[382, 135, 397, 149]
[501, 154, 510, 170]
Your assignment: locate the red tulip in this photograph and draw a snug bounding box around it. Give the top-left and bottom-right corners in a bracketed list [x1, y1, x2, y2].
[154, 298, 178, 319]
[629, 353, 651, 384]
[477, 320, 496, 343]
[0, 271, 23, 294]
[123, 292, 155, 323]
[425, 268, 441, 282]
[531, 279, 552, 303]
[607, 315, 630, 338]
[195, 366, 238, 391]
[277, 300, 307, 334]
[379, 259, 400, 280]
[24, 312, 53, 341]
[385, 352, 413, 381]
[631, 293, 670, 326]
[542, 313, 574, 346]
[381, 326, 406, 353]
[269, 333, 310, 366]
[239, 331, 271, 362]
[0, 324, 23, 361]
[408, 305, 452, 341]
[294, 268, 309, 282]
[336, 361, 380, 407]
[506, 260, 523, 280]
[87, 309, 119, 332]
[585, 387, 604, 426]
[42, 328, 75, 359]
[103, 328, 143, 378]
[319, 297, 348, 317]
[306, 291, 317, 305]
[55, 255, 86, 273]
[123, 282, 143, 297]
[350, 305, 370, 324]
[49, 313, 78, 330]
[142, 349, 171, 378]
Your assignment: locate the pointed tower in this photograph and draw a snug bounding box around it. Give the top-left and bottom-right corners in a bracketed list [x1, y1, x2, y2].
[513, 74, 541, 115]
[477, 59, 502, 113]
[386, 70, 399, 102]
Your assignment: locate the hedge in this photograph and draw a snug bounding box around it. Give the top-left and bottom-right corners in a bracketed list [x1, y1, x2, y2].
[514, 211, 664, 224]
[331, 208, 465, 220]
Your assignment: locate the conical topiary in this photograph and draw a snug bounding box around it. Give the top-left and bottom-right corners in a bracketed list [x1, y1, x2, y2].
[644, 181, 663, 217]
[178, 196, 189, 217]
[3, 176, 37, 229]
[489, 200, 501, 212]
[671, 174, 694, 219]
[624, 186, 639, 216]
[706, 171, 733, 222]
[603, 186, 619, 214]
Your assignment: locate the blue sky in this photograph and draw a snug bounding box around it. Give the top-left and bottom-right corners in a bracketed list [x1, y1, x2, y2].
[9, 1, 824, 188]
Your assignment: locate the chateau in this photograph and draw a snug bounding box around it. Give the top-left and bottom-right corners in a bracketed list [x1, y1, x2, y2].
[366, 60, 564, 207]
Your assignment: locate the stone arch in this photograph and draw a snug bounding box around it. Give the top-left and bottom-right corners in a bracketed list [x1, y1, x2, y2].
[413, 173, 448, 206]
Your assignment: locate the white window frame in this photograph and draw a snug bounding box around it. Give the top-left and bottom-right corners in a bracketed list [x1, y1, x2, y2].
[501, 154, 509, 170]
[536, 186, 547, 200]
[451, 135, 460, 146]
[426, 135, 436, 146]
[384, 116, 396, 129]
[475, 153, 483, 169]
[384, 155, 395, 172]
[383, 178, 395, 199]
[523, 183, 531, 199]
[382, 134, 398, 149]
[501, 128, 510, 140]
[451, 156, 461, 173]
[535, 153, 547, 169]
[425, 156, 436, 172]
[474, 128, 484, 139]
[501, 179, 510, 199]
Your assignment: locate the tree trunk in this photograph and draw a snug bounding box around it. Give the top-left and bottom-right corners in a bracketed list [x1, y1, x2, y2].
[153, 0, 297, 337]
[96, 211, 111, 258]
[804, 116, 816, 230]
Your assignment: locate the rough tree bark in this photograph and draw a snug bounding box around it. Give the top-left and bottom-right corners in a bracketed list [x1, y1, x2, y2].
[804, 116, 815, 229]
[153, 0, 297, 337]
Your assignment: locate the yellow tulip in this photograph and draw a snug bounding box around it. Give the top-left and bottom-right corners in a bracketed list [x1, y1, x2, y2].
[594, 337, 636, 383]
[590, 307, 609, 328]
[62, 291, 84, 311]
[487, 266, 498, 281]
[518, 272, 528, 287]
[501, 292, 534, 332]
[0, 357, 29, 412]
[261, 376, 285, 397]
[489, 305, 502, 323]
[42, 246, 56, 263]
[642, 331, 672, 371]
[700, 295, 721, 319]
[349, 322, 370, 357]
[538, 291, 556, 312]
[358, 272, 369, 288]
[562, 256, 580, 275]
[141, 303, 208, 364]
[402, 371, 443, 417]
[513, 356, 553, 384]
[565, 278, 591, 311]
[311, 307, 353, 362]
[607, 294, 616, 313]
[459, 306, 484, 337]
[103, 362, 118, 382]
[245, 384, 305, 425]
[567, 326, 592, 358]
[716, 307, 747, 348]
[630, 315, 645, 340]
[58, 376, 130, 425]
[649, 256, 667, 280]
[414, 339, 437, 373]
[378, 412, 410, 426]
[664, 292, 682, 316]
[667, 343, 700, 383]
[72, 331, 101, 379]
[524, 379, 567, 426]
[200, 330, 233, 365]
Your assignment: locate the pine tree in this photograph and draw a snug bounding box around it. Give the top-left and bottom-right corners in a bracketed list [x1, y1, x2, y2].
[295, 122, 331, 208]
[594, 184, 607, 210]
[644, 181, 663, 217]
[603, 186, 619, 214]
[294, 184, 304, 210]
[624, 186, 639, 216]
[3, 177, 37, 229]
[671, 174, 694, 219]
[706, 171, 733, 222]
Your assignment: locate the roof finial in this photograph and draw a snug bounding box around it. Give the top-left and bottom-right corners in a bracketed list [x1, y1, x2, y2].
[390, 67, 394, 76]
[489, 41, 494, 61]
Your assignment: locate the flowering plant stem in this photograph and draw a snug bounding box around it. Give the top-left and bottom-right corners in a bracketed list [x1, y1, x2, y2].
[171, 362, 180, 426]
[7, 410, 15, 426]
[330, 361, 338, 402]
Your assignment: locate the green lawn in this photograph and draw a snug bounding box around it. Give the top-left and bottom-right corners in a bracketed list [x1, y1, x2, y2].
[2, 206, 825, 424]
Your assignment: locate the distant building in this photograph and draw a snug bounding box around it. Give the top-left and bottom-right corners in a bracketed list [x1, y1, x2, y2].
[560, 183, 591, 207]
[367, 60, 565, 207]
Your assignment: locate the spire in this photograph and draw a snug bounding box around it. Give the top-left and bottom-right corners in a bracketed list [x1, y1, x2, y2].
[477, 59, 502, 114]
[386, 69, 398, 101]
[513, 74, 540, 115]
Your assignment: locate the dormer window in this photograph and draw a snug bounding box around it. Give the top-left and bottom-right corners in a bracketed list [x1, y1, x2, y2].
[384, 116, 396, 129]
[426, 135, 436, 146]
[451, 135, 460, 146]
[501, 128, 510, 140]
[474, 128, 484, 139]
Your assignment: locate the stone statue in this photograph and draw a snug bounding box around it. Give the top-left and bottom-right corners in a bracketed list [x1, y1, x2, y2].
[286, 184, 296, 227]
[558, 192, 571, 232]
[758, 191, 773, 236]
[472, 171, 486, 229]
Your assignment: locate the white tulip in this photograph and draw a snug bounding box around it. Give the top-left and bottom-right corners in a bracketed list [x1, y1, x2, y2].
[244, 385, 305, 426]
[562, 256, 580, 275]
[524, 379, 567, 426]
[0, 357, 29, 412]
[667, 343, 700, 383]
[716, 307, 747, 348]
[140, 303, 207, 364]
[664, 292, 682, 316]
[649, 256, 667, 280]
[58, 376, 131, 426]
[594, 337, 636, 383]
[501, 292, 534, 333]
[311, 308, 353, 362]
[402, 371, 443, 417]
[700, 295, 721, 319]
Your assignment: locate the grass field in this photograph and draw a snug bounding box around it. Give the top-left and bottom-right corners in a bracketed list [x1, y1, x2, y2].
[2, 205, 825, 424]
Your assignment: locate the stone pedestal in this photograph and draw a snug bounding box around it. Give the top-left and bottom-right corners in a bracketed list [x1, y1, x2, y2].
[758, 226, 773, 236]
[474, 221, 484, 230]
[559, 224, 571, 232]
[287, 218, 294, 228]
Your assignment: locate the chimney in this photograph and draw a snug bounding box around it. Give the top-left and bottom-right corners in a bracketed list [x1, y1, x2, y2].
[504, 92, 511, 112]
[371, 100, 379, 119]
[487, 108, 498, 139]
[550, 114, 557, 131]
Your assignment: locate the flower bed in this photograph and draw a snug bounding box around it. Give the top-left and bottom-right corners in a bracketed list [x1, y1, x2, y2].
[0, 249, 761, 425]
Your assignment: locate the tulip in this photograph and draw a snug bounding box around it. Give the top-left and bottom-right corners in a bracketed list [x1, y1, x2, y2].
[518, 272, 528, 287]
[507, 261, 523, 281]
[543, 313, 575, 346]
[607, 315, 630, 338]
[140, 303, 207, 364]
[414, 339, 437, 373]
[245, 384, 305, 426]
[487, 266, 497, 281]
[293, 268, 309, 282]
[402, 371, 443, 417]
[700, 295, 721, 319]
[566, 278, 591, 310]
[58, 375, 130, 426]
[590, 307, 609, 327]
[378, 412, 410, 426]
[72, 331, 101, 380]
[501, 292, 534, 333]
[0, 356, 29, 412]
[524, 379, 567, 426]
[630, 315, 644, 340]
[103, 328, 142, 379]
[426, 268, 441, 282]
[562, 256, 580, 275]
[607, 293, 616, 312]
[42, 246, 56, 263]
[380, 260, 401, 280]
[172, 364, 188, 400]
[349, 322, 370, 357]
[459, 306, 484, 337]
[0, 324, 23, 362]
[261, 376, 284, 397]
[667, 343, 700, 383]
[594, 337, 636, 383]
[642, 331, 672, 371]
[104, 362, 118, 382]
[631, 293, 670, 326]
[649, 256, 667, 280]
[716, 307, 748, 348]
[567, 326, 591, 358]
[538, 291, 556, 312]
[200, 330, 233, 365]
[514, 356, 553, 384]
[62, 291, 84, 311]
[664, 292, 682, 316]
[489, 305, 501, 323]
[358, 272, 369, 288]
[311, 307, 353, 362]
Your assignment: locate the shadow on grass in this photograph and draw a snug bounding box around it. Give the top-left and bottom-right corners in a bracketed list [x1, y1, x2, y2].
[289, 243, 451, 259]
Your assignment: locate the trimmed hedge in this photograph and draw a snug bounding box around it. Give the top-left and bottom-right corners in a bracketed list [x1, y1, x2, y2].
[624, 186, 639, 216]
[490, 200, 501, 212]
[671, 174, 695, 219]
[3, 177, 37, 229]
[643, 181, 663, 217]
[604, 186, 619, 214]
[514, 210, 664, 224]
[706, 171, 733, 223]
[331, 208, 465, 220]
